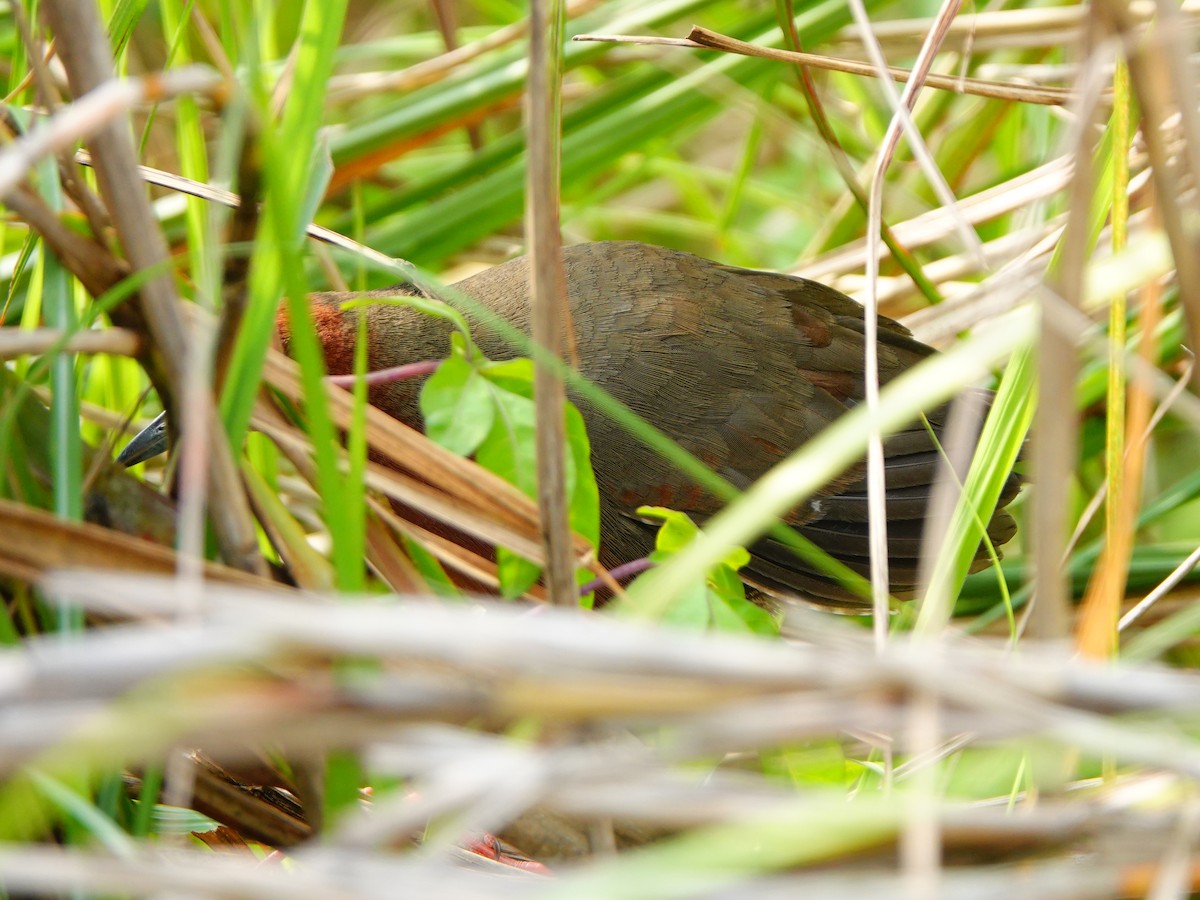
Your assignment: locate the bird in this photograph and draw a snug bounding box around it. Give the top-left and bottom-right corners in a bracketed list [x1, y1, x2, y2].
[121, 241, 1020, 609]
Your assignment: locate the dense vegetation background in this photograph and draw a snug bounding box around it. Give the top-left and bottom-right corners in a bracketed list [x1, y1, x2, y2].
[1, 0, 1199, 895]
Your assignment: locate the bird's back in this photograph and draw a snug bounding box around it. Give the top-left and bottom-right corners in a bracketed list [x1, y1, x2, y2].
[304, 241, 1019, 609]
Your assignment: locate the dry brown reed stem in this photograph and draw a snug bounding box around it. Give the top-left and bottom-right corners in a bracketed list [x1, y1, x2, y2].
[0, 844, 1185, 899]
[525, 0, 577, 607]
[795, 155, 1075, 284]
[1094, 0, 1200, 393]
[0, 327, 140, 359]
[36, 0, 264, 578]
[0, 185, 128, 299]
[0, 66, 222, 198]
[573, 29, 1077, 106]
[1026, 14, 1111, 641]
[3, 574, 1200, 877]
[834, 1, 1198, 52]
[0, 501, 270, 588]
[840, 0, 979, 643]
[776, 0, 938, 308]
[37, 0, 188, 402]
[327, 0, 602, 102]
[24, 575, 1200, 752]
[2, 567, 1198, 891]
[254, 379, 521, 596]
[258, 347, 591, 566]
[1077, 278, 1161, 656]
[72, 149, 411, 272]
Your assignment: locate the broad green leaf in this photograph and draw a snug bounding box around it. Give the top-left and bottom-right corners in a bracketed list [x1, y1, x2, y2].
[421, 356, 495, 457]
[496, 547, 542, 600]
[660, 579, 712, 629]
[639, 506, 750, 571]
[708, 564, 777, 636]
[481, 356, 535, 392]
[418, 348, 601, 601]
[475, 384, 538, 497]
[564, 403, 600, 550]
[474, 384, 539, 598]
[638, 507, 775, 635]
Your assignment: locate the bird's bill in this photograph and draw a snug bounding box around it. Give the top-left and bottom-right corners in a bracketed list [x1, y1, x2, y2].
[116, 411, 169, 467]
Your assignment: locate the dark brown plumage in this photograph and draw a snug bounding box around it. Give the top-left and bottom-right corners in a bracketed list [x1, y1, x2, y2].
[286, 241, 1019, 609]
